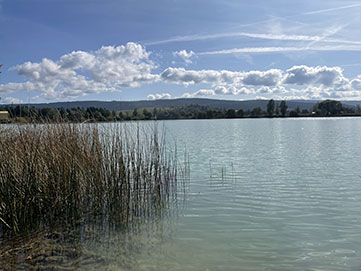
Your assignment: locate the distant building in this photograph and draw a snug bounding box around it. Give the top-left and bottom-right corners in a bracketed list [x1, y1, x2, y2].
[0, 111, 9, 121]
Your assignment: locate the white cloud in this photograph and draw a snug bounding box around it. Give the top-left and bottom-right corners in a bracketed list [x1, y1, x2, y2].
[159, 65, 361, 100]
[160, 67, 239, 85]
[182, 89, 216, 98]
[0, 81, 39, 93]
[173, 50, 195, 64]
[57, 42, 157, 87]
[351, 77, 361, 90]
[160, 67, 283, 87]
[1, 97, 23, 104]
[271, 82, 361, 100]
[147, 93, 172, 100]
[283, 65, 346, 86]
[257, 86, 272, 94]
[213, 85, 255, 95]
[194, 89, 216, 96]
[1, 42, 157, 100]
[242, 69, 283, 86]
[2, 44, 361, 102]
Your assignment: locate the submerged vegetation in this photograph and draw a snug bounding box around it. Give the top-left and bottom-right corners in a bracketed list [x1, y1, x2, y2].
[0, 123, 186, 237]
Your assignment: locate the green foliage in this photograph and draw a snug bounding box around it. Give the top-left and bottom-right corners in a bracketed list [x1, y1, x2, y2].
[314, 100, 344, 116]
[2, 99, 359, 123]
[4, 106, 119, 123]
[267, 99, 275, 117]
[143, 108, 152, 120]
[132, 108, 138, 118]
[251, 106, 263, 117]
[280, 100, 288, 116]
[275, 104, 280, 115]
[225, 109, 237, 118]
[357, 105, 361, 114]
[289, 110, 299, 117]
[237, 109, 244, 118]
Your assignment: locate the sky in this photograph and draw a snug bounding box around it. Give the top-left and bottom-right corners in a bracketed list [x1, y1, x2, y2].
[1, 0, 361, 104]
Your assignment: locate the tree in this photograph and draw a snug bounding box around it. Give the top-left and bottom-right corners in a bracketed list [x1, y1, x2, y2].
[118, 111, 124, 120]
[132, 108, 138, 118]
[206, 110, 214, 119]
[280, 100, 288, 116]
[267, 99, 275, 117]
[225, 109, 236, 118]
[236, 109, 244, 118]
[142, 108, 152, 120]
[302, 109, 309, 114]
[289, 110, 298, 117]
[40, 107, 60, 120]
[152, 108, 158, 119]
[295, 106, 300, 114]
[275, 104, 280, 116]
[251, 106, 262, 117]
[314, 100, 343, 116]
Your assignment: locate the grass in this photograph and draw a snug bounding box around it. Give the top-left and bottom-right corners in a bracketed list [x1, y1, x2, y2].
[0, 122, 185, 236]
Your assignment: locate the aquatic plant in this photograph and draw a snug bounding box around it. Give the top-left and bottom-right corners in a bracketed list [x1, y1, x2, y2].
[0, 123, 185, 236]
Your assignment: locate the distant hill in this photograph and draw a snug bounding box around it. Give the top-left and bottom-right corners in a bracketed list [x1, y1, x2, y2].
[5, 98, 361, 111]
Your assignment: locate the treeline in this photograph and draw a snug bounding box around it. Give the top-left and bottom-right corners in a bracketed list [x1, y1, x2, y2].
[1, 99, 360, 123]
[1, 106, 121, 123]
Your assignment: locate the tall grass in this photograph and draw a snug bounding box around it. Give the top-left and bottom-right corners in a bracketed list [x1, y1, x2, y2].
[0, 123, 184, 236]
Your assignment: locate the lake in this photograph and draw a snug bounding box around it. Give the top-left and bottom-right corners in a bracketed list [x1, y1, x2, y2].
[2, 118, 361, 270]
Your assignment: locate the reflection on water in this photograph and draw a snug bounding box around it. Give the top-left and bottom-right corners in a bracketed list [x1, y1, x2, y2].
[2, 118, 361, 270]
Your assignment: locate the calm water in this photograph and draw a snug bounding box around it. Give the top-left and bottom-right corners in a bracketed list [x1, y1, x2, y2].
[137, 118, 361, 271]
[4, 118, 361, 270]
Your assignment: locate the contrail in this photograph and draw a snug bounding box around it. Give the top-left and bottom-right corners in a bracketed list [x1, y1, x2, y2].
[302, 3, 361, 15]
[198, 45, 361, 55]
[144, 3, 361, 46]
[146, 31, 361, 47]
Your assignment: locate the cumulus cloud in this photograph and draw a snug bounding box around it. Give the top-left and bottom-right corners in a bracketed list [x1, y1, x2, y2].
[1, 97, 23, 104]
[147, 93, 172, 100]
[283, 65, 346, 86]
[213, 85, 254, 95]
[160, 67, 283, 87]
[351, 77, 361, 90]
[160, 67, 234, 85]
[182, 86, 258, 98]
[1, 42, 157, 99]
[257, 86, 273, 94]
[182, 89, 216, 98]
[0, 81, 39, 94]
[173, 50, 195, 64]
[242, 69, 283, 86]
[2, 45, 361, 101]
[159, 65, 361, 100]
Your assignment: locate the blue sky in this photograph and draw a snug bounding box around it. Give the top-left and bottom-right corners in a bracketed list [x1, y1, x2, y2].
[1, 0, 361, 103]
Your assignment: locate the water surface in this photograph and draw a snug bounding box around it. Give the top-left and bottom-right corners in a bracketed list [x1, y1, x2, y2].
[3, 118, 361, 270]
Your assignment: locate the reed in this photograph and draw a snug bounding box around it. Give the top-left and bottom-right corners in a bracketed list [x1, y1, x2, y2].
[0, 122, 183, 236]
